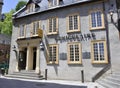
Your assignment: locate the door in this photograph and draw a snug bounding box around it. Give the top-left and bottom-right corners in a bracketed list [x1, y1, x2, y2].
[18, 48, 27, 70]
[33, 47, 36, 70]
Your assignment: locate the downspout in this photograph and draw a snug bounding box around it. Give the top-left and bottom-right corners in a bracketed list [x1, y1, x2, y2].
[92, 0, 112, 82]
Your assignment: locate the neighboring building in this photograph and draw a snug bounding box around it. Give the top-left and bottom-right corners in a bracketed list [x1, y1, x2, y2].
[0, 0, 3, 20]
[9, 0, 120, 82]
[0, 34, 11, 68]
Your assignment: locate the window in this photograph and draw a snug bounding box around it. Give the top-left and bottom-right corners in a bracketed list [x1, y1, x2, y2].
[48, 17, 58, 35]
[91, 40, 108, 64]
[32, 21, 40, 35]
[68, 43, 82, 64]
[67, 13, 80, 32]
[27, 3, 35, 13]
[48, 44, 58, 64]
[49, 0, 60, 7]
[19, 24, 25, 38]
[89, 10, 105, 30]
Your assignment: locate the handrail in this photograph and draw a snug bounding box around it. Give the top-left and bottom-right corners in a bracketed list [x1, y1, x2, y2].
[92, 64, 111, 82]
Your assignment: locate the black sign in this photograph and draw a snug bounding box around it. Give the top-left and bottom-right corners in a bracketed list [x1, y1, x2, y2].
[55, 33, 96, 42]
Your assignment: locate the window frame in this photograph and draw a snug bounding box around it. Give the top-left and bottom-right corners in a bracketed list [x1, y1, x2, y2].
[31, 21, 41, 36]
[18, 24, 26, 38]
[91, 40, 108, 64]
[67, 42, 82, 64]
[48, 0, 59, 7]
[47, 17, 58, 35]
[47, 44, 59, 64]
[67, 13, 80, 33]
[89, 9, 105, 30]
[26, 3, 35, 13]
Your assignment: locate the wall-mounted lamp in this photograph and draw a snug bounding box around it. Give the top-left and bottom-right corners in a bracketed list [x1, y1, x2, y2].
[12, 45, 18, 60]
[12, 45, 16, 52]
[40, 42, 44, 51]
[109, 4, 120, 32]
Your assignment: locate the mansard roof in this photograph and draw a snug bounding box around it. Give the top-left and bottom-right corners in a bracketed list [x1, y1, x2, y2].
[13, 0, 102, 19]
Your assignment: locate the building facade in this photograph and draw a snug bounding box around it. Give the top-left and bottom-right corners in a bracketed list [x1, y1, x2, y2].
[9, 0, 120, 82]
[0, 34, 11, 69]
[0, 0, 3, 20]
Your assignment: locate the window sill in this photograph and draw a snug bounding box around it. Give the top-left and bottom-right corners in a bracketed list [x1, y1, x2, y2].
[90, 27, 105, 30]
[92, 61, 108, 64]
[67, 30, 80, 33]
[68, 62, 82, 64]
[18, 36, 25, 39]
[47, 62, 58, 65]
[47, 32, 58, 35]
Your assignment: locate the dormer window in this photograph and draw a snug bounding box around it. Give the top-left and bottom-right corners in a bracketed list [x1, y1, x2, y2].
[27, 3, 35, 13]
[48, 0, 63, 7]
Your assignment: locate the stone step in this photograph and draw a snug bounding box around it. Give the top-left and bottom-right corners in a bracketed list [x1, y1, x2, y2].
[110, 74, 120, 79]
[97, 76, 120, 88]
[97, 80, 113, 88]
[5, 70, 44, 80]
[106, 76, 120, 84]
[5, 74, 44, 80]
[11, 72, 42, 78]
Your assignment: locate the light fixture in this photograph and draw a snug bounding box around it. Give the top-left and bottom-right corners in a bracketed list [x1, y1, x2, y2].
[40, 42, 44, 51]
[12, 45, 16, 51]
[109, 4, 120, 31]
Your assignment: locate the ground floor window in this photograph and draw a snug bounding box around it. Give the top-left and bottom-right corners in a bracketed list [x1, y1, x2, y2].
[48, 44, 58, 64]
[67, 42, 82, 64]
[91, 40, 108, 64]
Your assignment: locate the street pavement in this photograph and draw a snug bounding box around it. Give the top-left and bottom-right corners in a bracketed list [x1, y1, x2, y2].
[0, 76, 105, 88]
[0, 78, 87, 88]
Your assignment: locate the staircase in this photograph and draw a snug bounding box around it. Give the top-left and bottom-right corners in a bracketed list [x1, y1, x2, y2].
[5, 70, 44, 80]
[97, 72, 120, 88]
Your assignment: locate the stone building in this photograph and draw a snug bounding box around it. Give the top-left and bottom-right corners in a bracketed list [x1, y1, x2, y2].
[0, 34, 11, 68]
[8, 0, 120, 86]
[0, 0, 3, 20]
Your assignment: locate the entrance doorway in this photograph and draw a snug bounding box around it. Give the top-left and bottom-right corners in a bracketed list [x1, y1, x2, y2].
[18, 48, 27, 70]
[33, 47, 36, 70]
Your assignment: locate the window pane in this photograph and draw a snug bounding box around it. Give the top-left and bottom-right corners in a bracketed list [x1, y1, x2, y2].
[74, 15, 78, 30]
[97, 11, 102, 27]
[69, 16, 73, 30]
[93, 43, 99, 61]
[49, 47, 52, 61]
[99, 43, 105, 60]
[20, 25, 25, 37]
[49, 18, 52, 33]
[75, 44, 79, 61]
[91, 12, 96, 27]
[53, 18, 57, 32]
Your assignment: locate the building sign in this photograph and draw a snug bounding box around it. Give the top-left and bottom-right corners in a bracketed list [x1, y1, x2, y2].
[37, 29, 43, 38]
[55, 33, 96, 42]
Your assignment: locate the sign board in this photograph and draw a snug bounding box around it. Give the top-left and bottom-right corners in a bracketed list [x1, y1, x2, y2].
[37, 29, 43, 38]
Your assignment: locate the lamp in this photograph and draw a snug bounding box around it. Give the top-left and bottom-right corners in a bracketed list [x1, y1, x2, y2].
[109, 4, 120, 31]
[109, 9, 114, 23]
[12, 45, 16, 51]
[40, 42, 44, 51]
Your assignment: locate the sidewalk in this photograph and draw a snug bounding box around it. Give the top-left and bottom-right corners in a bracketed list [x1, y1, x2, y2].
[0, 75, 104, 88]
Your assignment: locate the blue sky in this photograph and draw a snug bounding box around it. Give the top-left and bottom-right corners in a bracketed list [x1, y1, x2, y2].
[2, 0, 28, 13]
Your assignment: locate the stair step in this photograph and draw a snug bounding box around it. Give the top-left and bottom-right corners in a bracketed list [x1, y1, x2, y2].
[97, 80, 113, 88]
[97, 78, 120, 88]
[111, 74, 120, 78]
[5, 70, 44, 80]
[106, 76, 120, 84]
[5, 74, 44, 80]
